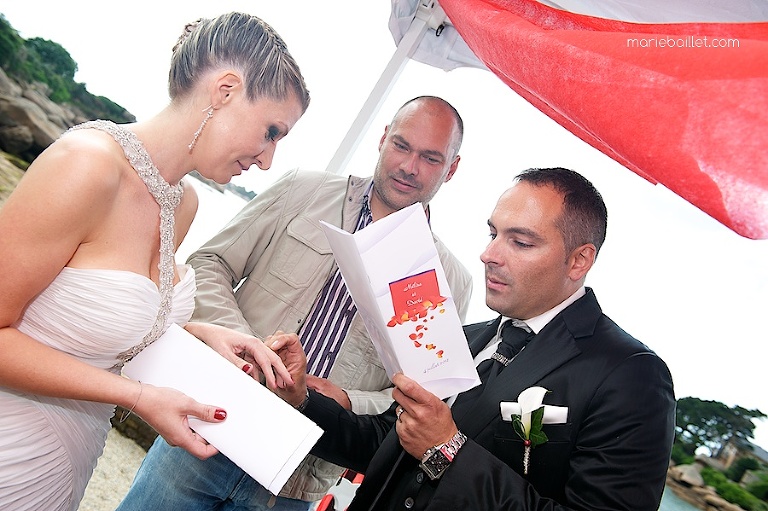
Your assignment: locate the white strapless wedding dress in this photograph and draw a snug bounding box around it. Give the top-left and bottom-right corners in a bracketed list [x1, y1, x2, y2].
[0, 121, 195, 511]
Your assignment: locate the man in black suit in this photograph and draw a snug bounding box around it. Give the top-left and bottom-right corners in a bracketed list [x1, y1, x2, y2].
[274, 167, 675, 510]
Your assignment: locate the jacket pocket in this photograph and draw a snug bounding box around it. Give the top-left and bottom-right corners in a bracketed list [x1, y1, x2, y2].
[328, 320, 388, 390]
[493, 422, 573, 489]
[269, 215, 332, 289]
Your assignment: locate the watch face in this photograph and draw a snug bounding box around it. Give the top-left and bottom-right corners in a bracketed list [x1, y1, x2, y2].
[422, 449, 451, 480]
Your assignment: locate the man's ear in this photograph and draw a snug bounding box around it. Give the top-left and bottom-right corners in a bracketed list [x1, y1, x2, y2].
[210, 71, 243, 108]
[567, 243, 596, 282]
[444, 154, 460, 183]
[378, 125, 390, 152]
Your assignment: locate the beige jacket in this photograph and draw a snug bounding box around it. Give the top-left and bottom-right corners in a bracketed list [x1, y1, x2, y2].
[188, 169, 472, 501]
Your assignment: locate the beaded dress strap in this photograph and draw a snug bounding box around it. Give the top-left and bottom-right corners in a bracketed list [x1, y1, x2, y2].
[66, 120, 183, 369]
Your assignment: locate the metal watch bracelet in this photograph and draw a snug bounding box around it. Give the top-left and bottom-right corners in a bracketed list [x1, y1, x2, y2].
[419, 430, 467, 480]
[438, 430, 467, 461]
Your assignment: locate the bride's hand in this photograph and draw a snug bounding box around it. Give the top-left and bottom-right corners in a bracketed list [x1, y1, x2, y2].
[132, 382, 226, 460]
[183, 322, 293, 391]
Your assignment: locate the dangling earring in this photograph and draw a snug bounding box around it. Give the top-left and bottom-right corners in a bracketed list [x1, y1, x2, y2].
[188, 105, 214, 152]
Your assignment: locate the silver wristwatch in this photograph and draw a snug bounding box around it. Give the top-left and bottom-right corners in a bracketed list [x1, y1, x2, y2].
[419, 430, 467, 480]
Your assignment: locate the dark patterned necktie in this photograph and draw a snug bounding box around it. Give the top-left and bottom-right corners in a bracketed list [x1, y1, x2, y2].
[451, 321, 533, 420]
[477, 321, 533, 383]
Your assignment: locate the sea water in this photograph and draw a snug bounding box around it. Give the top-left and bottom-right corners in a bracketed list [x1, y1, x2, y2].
[659, 485, 700, 511]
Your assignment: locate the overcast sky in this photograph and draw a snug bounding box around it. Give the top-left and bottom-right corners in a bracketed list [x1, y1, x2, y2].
[2, 0, 766, 448]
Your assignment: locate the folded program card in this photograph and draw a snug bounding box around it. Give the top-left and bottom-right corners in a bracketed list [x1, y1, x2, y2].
[122, 324, 323, 494]
[320, 203, 480, 400]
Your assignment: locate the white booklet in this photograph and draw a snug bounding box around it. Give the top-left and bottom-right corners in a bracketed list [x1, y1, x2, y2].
[122, 323, 323, 494]
[320, 203, 480, 400]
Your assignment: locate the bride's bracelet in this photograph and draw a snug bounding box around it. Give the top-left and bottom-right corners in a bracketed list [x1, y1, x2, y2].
[119, 381, 143, 423]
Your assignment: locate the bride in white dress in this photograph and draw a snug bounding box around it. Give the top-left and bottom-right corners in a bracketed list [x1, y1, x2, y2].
[0, 12, 310, 511]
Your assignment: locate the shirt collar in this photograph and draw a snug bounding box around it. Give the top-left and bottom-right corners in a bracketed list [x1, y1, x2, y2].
[500, 286, 586, 335]
[356, 182, 374, 232]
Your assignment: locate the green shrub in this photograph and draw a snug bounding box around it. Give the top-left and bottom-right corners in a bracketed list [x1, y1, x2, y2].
[702, 466, 728, 485]
[746, 473, 768, 500]
[702, 467, 768, 511]
[728, 457, 761, 482]
[671, 441, 696, 465]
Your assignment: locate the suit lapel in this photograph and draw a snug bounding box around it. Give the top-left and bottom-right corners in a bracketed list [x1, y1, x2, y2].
[450, 319, 501, 423]
[454, 290, 604, 439]
[458, 320, 581, 438]
[465, 318, 501, 358]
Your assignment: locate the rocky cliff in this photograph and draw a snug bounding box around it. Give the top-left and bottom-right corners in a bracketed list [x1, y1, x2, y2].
[0, 63, 137, 207]
[0, 66, 87, 158]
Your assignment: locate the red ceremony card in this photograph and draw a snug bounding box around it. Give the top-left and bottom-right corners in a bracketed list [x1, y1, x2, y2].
[387, 270, 446, 323]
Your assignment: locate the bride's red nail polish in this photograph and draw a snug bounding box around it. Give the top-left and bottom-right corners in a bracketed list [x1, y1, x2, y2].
[242, 364, 252, 373]
[214, 409, 227, 420]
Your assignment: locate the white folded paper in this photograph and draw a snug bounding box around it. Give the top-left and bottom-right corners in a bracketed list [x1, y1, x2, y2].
[320, 203, 480, 400]
[122, 324, 323, 494]
[500, 401, 569, 424]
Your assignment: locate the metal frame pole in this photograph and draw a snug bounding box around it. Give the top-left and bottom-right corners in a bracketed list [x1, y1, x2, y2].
[325, 1, 447, 174]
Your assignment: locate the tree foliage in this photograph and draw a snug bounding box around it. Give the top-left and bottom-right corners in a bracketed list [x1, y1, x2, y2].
[16, 37, 76, 102]
[25, 37, 77, 80]
[675, 397, 766, 456]
[0, 15, 24, 71]
[670, 440, 696, 465]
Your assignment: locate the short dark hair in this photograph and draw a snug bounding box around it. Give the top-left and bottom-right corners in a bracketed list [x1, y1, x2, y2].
[515, 167, 607, 256]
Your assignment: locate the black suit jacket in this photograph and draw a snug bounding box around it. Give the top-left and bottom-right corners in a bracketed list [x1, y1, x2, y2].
[304, 289, 676, 510]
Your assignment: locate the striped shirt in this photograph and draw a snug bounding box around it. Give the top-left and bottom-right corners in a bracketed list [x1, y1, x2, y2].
[299, 191, 374, 377]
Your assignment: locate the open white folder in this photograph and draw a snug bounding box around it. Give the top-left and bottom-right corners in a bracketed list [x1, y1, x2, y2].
[320, 203, 480, 400]
[122, 324, 323, 494]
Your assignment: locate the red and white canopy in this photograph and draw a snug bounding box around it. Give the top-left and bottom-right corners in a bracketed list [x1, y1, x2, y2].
[382, 0, 768, 239]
